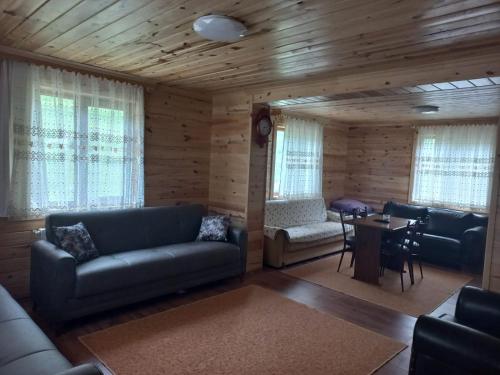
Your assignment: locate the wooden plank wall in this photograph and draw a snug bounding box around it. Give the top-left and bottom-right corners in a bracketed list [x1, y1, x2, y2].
[0, 84, 212, 298]
[488, 193, 500, 292]
[485, 122, 500, 292]
[345, 125, 415, 212]
[323, 125, 347, 205]
[209, 92, 267, 271]
[209, 92, 251, 223]
[144, 85, 212, 206]
[246, 103, 269, 271]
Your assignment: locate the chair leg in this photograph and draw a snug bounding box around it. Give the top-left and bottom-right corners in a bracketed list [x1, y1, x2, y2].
[349, 250, 355, 268]
[337, 250, 345, 272]
[400, 271, 405, 292]
[407, 257, 415, 285]
[418, 258, 423, 279]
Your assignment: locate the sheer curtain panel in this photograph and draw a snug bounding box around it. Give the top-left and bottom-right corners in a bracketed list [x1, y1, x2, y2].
[411, 124, 497, 212]
[275, 115, 323, 199]
[1, 60, 144, 219]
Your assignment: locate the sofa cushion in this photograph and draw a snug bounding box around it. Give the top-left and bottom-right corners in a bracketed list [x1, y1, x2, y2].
[0, 349, 71, 375]
[0, 286, 29, 323]
[196, 215, 230, 242]
[265, 198, 327, 229]
[75, 242, 240, 298]
[420, 233, 461, 252]
[330, 198, 373, 214]
[164, 242, 240, 274]
[285, 221, 347, 243]
[0, 318, 59, 367]
[54, 222, 99, 264]
[46, 205, 206, 255]
[426, 208, 469, 239]
[142, 205, 205, 247]
[384, 201, 428, 220]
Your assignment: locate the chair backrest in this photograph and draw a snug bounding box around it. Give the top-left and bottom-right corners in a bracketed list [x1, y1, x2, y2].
[264, 198, 327, 228]
[402, 220, 424, 253]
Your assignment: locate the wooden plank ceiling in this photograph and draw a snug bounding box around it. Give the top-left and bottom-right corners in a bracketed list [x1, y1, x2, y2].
[1, 0, 500, 92]
[271, 77, 500, 122]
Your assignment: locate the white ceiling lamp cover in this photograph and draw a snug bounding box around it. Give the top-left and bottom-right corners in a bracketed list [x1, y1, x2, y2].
[414, 105, 440, 114]
[193, 15, 247, 42]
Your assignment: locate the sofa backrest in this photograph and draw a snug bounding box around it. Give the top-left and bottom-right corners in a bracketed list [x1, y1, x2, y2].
[265, 198, 327, 229]
[471, 213, 488, 228]
[426, 208, 470, 239]
[383, 201, 428, 220]
[45, 205, 205, 255]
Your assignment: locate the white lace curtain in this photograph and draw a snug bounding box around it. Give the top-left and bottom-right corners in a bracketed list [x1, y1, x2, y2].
[411, 124, 497, 212]
[0, 59, 144, 219]
[275, 115, 323, 199]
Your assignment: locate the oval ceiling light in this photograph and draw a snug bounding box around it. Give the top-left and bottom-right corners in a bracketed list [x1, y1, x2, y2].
[193, 15, 247, 43]
[414, 105, 440, 114]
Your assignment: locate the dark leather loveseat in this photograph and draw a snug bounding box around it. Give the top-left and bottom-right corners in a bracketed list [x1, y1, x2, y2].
[383, 201, 488, 272]
[31, 204, 247, 322]
[410, 286, 500, 375]
[0, 284, 101, 375]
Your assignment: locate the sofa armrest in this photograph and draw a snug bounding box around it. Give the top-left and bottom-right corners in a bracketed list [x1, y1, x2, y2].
[55, 364, 103, 375]
[462, 225, 487, 243]
[455, 286, 500, 338]
[410, 315, 500, 375]
[227, 226, 247, 274]
[326, 210, 340, 222]
[462, 225, 487, 268]
[30, 240, 77, 319]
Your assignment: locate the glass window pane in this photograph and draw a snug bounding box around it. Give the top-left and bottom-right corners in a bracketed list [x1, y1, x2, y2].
[40, 95, 76, 205]
[88, 106, 125, 199]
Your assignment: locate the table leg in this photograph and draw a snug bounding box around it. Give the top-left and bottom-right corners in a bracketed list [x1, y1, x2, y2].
[353, 225, 381, 285]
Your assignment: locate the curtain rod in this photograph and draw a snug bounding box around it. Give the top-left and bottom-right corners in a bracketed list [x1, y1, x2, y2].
[0, 45, 155, 87]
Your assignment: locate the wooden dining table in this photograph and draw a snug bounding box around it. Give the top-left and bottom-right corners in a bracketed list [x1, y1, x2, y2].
[344, 215, 410, 285]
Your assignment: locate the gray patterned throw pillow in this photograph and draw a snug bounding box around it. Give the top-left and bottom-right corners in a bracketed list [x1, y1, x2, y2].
[196, 215, 230, 242]
[54, 222, 99, 264]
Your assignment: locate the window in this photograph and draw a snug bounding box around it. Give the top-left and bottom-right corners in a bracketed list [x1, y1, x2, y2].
[4, 61, 144, 219]
[271, 114, 323, 199]
[411, 124, 497, 212]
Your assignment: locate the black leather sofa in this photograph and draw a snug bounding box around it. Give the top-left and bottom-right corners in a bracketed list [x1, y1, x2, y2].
[383, 201, 488, 271]
[31, 204, 247, 322]
[0, 284, 101, 375]
[410, 286, 500, 375]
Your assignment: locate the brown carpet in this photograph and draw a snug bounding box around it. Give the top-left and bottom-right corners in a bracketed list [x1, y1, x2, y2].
[80, 285, 405, 375]
[283, 254, 473, 317]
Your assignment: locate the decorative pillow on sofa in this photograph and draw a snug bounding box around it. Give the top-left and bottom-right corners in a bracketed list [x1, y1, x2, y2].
[54, 222, 99, 264]
[196, 215, 230, 242]
[330, 198, 373, 214]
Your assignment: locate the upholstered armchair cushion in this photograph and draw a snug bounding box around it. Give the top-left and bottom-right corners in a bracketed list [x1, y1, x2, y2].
[265, 198, 327, 229]
[285, 222, 345, 243]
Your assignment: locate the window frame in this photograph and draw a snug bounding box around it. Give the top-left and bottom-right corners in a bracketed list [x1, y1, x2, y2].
[38, 90, 128, 211]
[270, 125, 285, 199]
[408, 125, 497, 213]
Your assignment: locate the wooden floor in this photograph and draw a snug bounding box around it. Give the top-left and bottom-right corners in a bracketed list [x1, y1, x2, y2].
[21, 257, 480, 375]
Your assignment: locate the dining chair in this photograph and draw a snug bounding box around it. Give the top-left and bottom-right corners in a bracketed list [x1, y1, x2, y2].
[337, 210, 357, 272]
[380, 220, 424, 292]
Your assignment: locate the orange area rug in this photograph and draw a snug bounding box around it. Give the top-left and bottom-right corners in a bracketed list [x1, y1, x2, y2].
[284, 254, 472, 317]
[80, 285, 405, 375]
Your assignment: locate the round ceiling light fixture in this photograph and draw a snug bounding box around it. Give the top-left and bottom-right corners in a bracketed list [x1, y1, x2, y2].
[413, 105, 440, 114]
[193, 15, 247, 43]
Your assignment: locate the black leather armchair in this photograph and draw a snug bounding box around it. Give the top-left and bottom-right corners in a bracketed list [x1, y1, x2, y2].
[410, 286, 500, 375]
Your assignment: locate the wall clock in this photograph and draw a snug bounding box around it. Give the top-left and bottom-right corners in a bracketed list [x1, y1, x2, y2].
[253, 107, 273, 148]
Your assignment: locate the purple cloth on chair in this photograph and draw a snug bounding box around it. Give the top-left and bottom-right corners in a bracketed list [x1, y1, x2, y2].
[330, 198, 373, 214]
